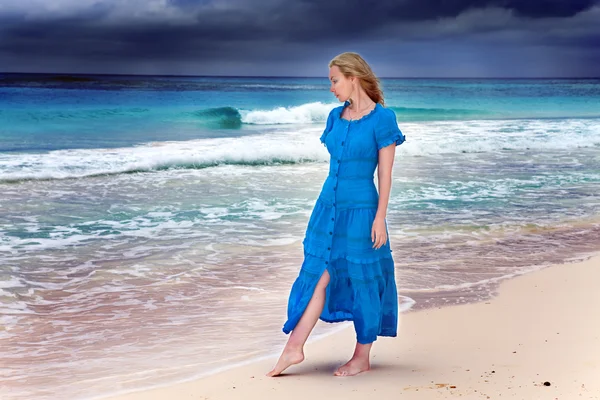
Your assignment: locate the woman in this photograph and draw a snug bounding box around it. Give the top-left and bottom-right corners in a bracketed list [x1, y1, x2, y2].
[267, 52, 405, 377]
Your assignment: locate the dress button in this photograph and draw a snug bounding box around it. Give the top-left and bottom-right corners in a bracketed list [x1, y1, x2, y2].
[337, 160, 341, 164]
[325, 261, 328, 264]
[331, 217, 334, 221]
[329, 231, 332, 235]
[328, 247, 331, 250]
[341, 141, 345, 146]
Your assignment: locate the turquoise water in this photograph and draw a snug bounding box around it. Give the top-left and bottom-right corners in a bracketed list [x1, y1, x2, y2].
[1, 74, 599, 400]
[1, 75, 599, 153]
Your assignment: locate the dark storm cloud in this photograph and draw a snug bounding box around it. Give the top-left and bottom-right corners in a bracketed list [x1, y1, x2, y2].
[385, 0, 596, 19]
[0, 0, 599, 76]
[282, 0, 600, 39]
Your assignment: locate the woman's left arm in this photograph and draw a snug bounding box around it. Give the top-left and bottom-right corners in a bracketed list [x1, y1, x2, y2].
[372, 144, 396, 249]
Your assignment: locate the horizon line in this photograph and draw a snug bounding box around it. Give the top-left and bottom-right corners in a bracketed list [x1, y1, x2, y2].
[1, 71, 599, 80]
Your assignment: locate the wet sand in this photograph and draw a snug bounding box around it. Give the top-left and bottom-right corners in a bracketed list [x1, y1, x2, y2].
[104, 253, 600, 400]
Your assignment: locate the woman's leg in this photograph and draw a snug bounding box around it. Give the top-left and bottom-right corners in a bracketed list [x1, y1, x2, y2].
[333, 342, 372, 376]
[266, 269, 331, 377]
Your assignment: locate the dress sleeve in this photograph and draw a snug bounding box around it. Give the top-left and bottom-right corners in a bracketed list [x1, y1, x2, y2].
[319, 109, 335, 145]
[375, 108, 405, 151]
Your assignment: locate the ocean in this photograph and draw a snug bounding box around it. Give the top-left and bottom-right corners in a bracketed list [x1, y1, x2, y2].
[1, 74, 599, 399]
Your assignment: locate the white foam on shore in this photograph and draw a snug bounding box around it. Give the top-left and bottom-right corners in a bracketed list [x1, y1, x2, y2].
[0, 276, 26, 289]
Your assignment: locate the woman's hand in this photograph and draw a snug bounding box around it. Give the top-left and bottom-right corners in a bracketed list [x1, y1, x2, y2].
[371, 215, 387, 249]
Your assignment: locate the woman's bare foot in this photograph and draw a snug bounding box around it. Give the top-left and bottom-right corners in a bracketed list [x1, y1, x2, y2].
[266, 349, 305, 377]
[333, 357, 370, 376]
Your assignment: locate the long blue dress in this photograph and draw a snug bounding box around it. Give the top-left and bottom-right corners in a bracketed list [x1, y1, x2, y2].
[282, 101, 406, 344]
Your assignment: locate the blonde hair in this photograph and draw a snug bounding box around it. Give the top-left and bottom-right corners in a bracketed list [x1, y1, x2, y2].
[329, 52, 385, 106]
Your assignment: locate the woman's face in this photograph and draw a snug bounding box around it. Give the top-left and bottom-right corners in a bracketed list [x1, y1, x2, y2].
[329, 65, 354, 102]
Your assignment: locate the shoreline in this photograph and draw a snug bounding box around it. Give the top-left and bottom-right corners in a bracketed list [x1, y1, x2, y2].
[103, 252, 600, 400]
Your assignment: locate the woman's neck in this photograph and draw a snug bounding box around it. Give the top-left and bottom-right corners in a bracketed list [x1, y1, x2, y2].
[348, 92, 374, 111]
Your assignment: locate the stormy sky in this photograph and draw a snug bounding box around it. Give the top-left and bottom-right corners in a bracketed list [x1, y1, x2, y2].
[0, 0, 599, 77]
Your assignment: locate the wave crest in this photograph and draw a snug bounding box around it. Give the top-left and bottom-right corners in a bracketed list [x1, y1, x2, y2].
[0, 131, 328, 183]
[240, 102, 336, 125]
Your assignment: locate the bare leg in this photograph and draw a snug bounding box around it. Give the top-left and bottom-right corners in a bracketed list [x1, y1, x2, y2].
[334, 341, 372, 376]
[266, 269, 331, 377]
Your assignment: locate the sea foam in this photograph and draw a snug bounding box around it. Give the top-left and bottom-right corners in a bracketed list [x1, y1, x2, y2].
[1, 118, 598, 182]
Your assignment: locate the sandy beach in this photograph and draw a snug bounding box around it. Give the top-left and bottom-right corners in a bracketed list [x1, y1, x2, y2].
[103, 253, 600, 400]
